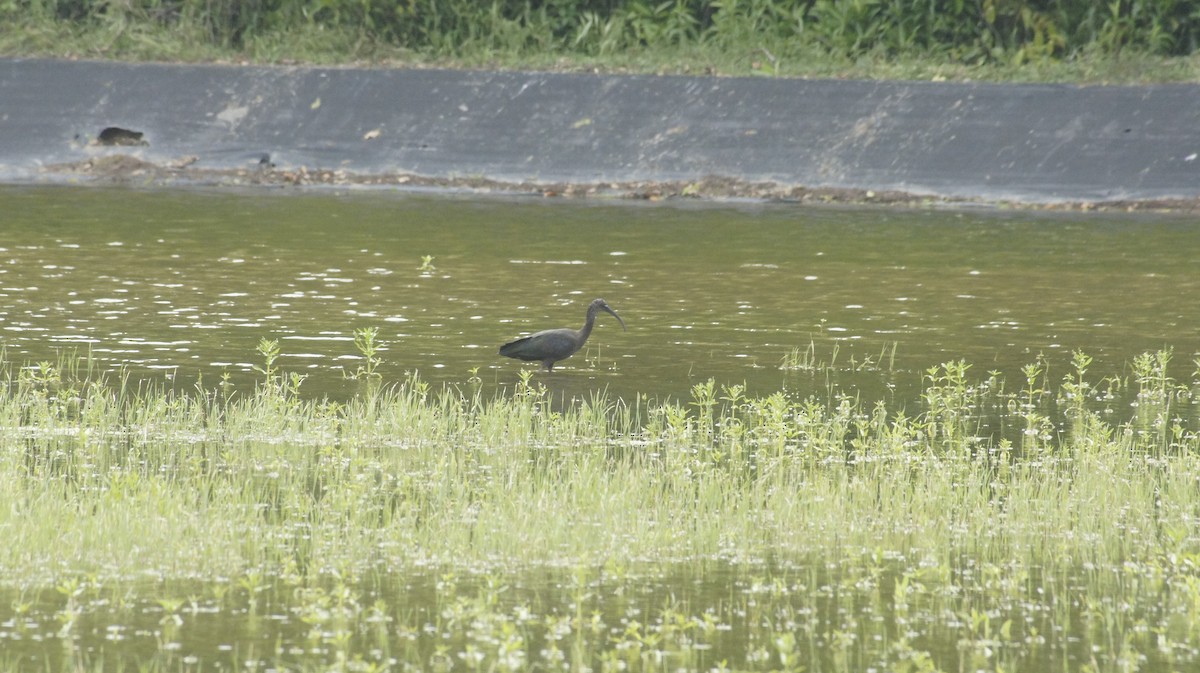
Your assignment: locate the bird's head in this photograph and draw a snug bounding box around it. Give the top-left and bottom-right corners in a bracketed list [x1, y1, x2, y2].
[592, 298, 627, 331]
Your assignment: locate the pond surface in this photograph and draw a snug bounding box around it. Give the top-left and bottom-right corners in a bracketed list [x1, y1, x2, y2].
[2, 185, 1198, 406]
[3, 185, 1200, 673]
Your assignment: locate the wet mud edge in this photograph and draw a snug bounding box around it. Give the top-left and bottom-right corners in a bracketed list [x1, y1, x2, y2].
[40, 154, 1200, 213]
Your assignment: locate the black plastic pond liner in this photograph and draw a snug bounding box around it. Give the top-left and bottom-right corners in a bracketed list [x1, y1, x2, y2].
[1, 58, 1198, 204]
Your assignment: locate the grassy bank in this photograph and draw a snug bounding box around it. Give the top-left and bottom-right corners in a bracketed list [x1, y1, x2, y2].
[1, 347, 1199, 670]
[2, 0, 1199, 83]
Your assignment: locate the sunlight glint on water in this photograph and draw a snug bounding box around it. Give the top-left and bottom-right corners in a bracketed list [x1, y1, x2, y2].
[1, 185, 1197, 405]
[2, 186, 1200, 673]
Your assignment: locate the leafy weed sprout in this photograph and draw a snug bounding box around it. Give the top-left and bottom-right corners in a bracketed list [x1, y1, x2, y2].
[349, 326, 383, 380]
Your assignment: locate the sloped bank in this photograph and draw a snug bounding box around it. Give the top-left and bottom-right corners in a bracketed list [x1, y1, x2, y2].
[2, 57, 1199, 209]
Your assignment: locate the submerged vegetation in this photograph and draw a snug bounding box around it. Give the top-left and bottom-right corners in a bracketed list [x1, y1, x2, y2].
[2, 0, 1200, 81]
[1, 344, 1199, 670]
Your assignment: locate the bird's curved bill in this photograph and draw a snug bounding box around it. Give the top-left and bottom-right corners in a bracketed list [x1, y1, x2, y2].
[603, 305, 627, 331]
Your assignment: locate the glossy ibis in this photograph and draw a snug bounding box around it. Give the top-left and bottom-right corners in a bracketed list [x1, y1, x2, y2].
[499, 298, 627, 371]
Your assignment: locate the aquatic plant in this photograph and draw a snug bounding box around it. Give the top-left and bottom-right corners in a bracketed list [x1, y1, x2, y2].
[780, 339, 897, 373]
[348, 326, 383, 380]
[0, 346, 1198, 671]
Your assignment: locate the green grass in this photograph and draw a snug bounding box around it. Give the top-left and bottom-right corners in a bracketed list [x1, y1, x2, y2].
[3, 0, 1200, 84]
[1, 346, 1199, 670]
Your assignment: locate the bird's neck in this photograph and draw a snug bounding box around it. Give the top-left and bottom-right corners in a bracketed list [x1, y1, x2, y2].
[578, 308, 597, 340]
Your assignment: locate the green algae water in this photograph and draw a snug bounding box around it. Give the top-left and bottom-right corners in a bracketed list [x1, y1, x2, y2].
[1, 185, 1199, 672]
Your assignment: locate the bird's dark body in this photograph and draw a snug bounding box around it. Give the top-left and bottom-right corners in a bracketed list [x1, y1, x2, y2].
[499, 330, 577, 361]
[499, 298, 626, 371]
